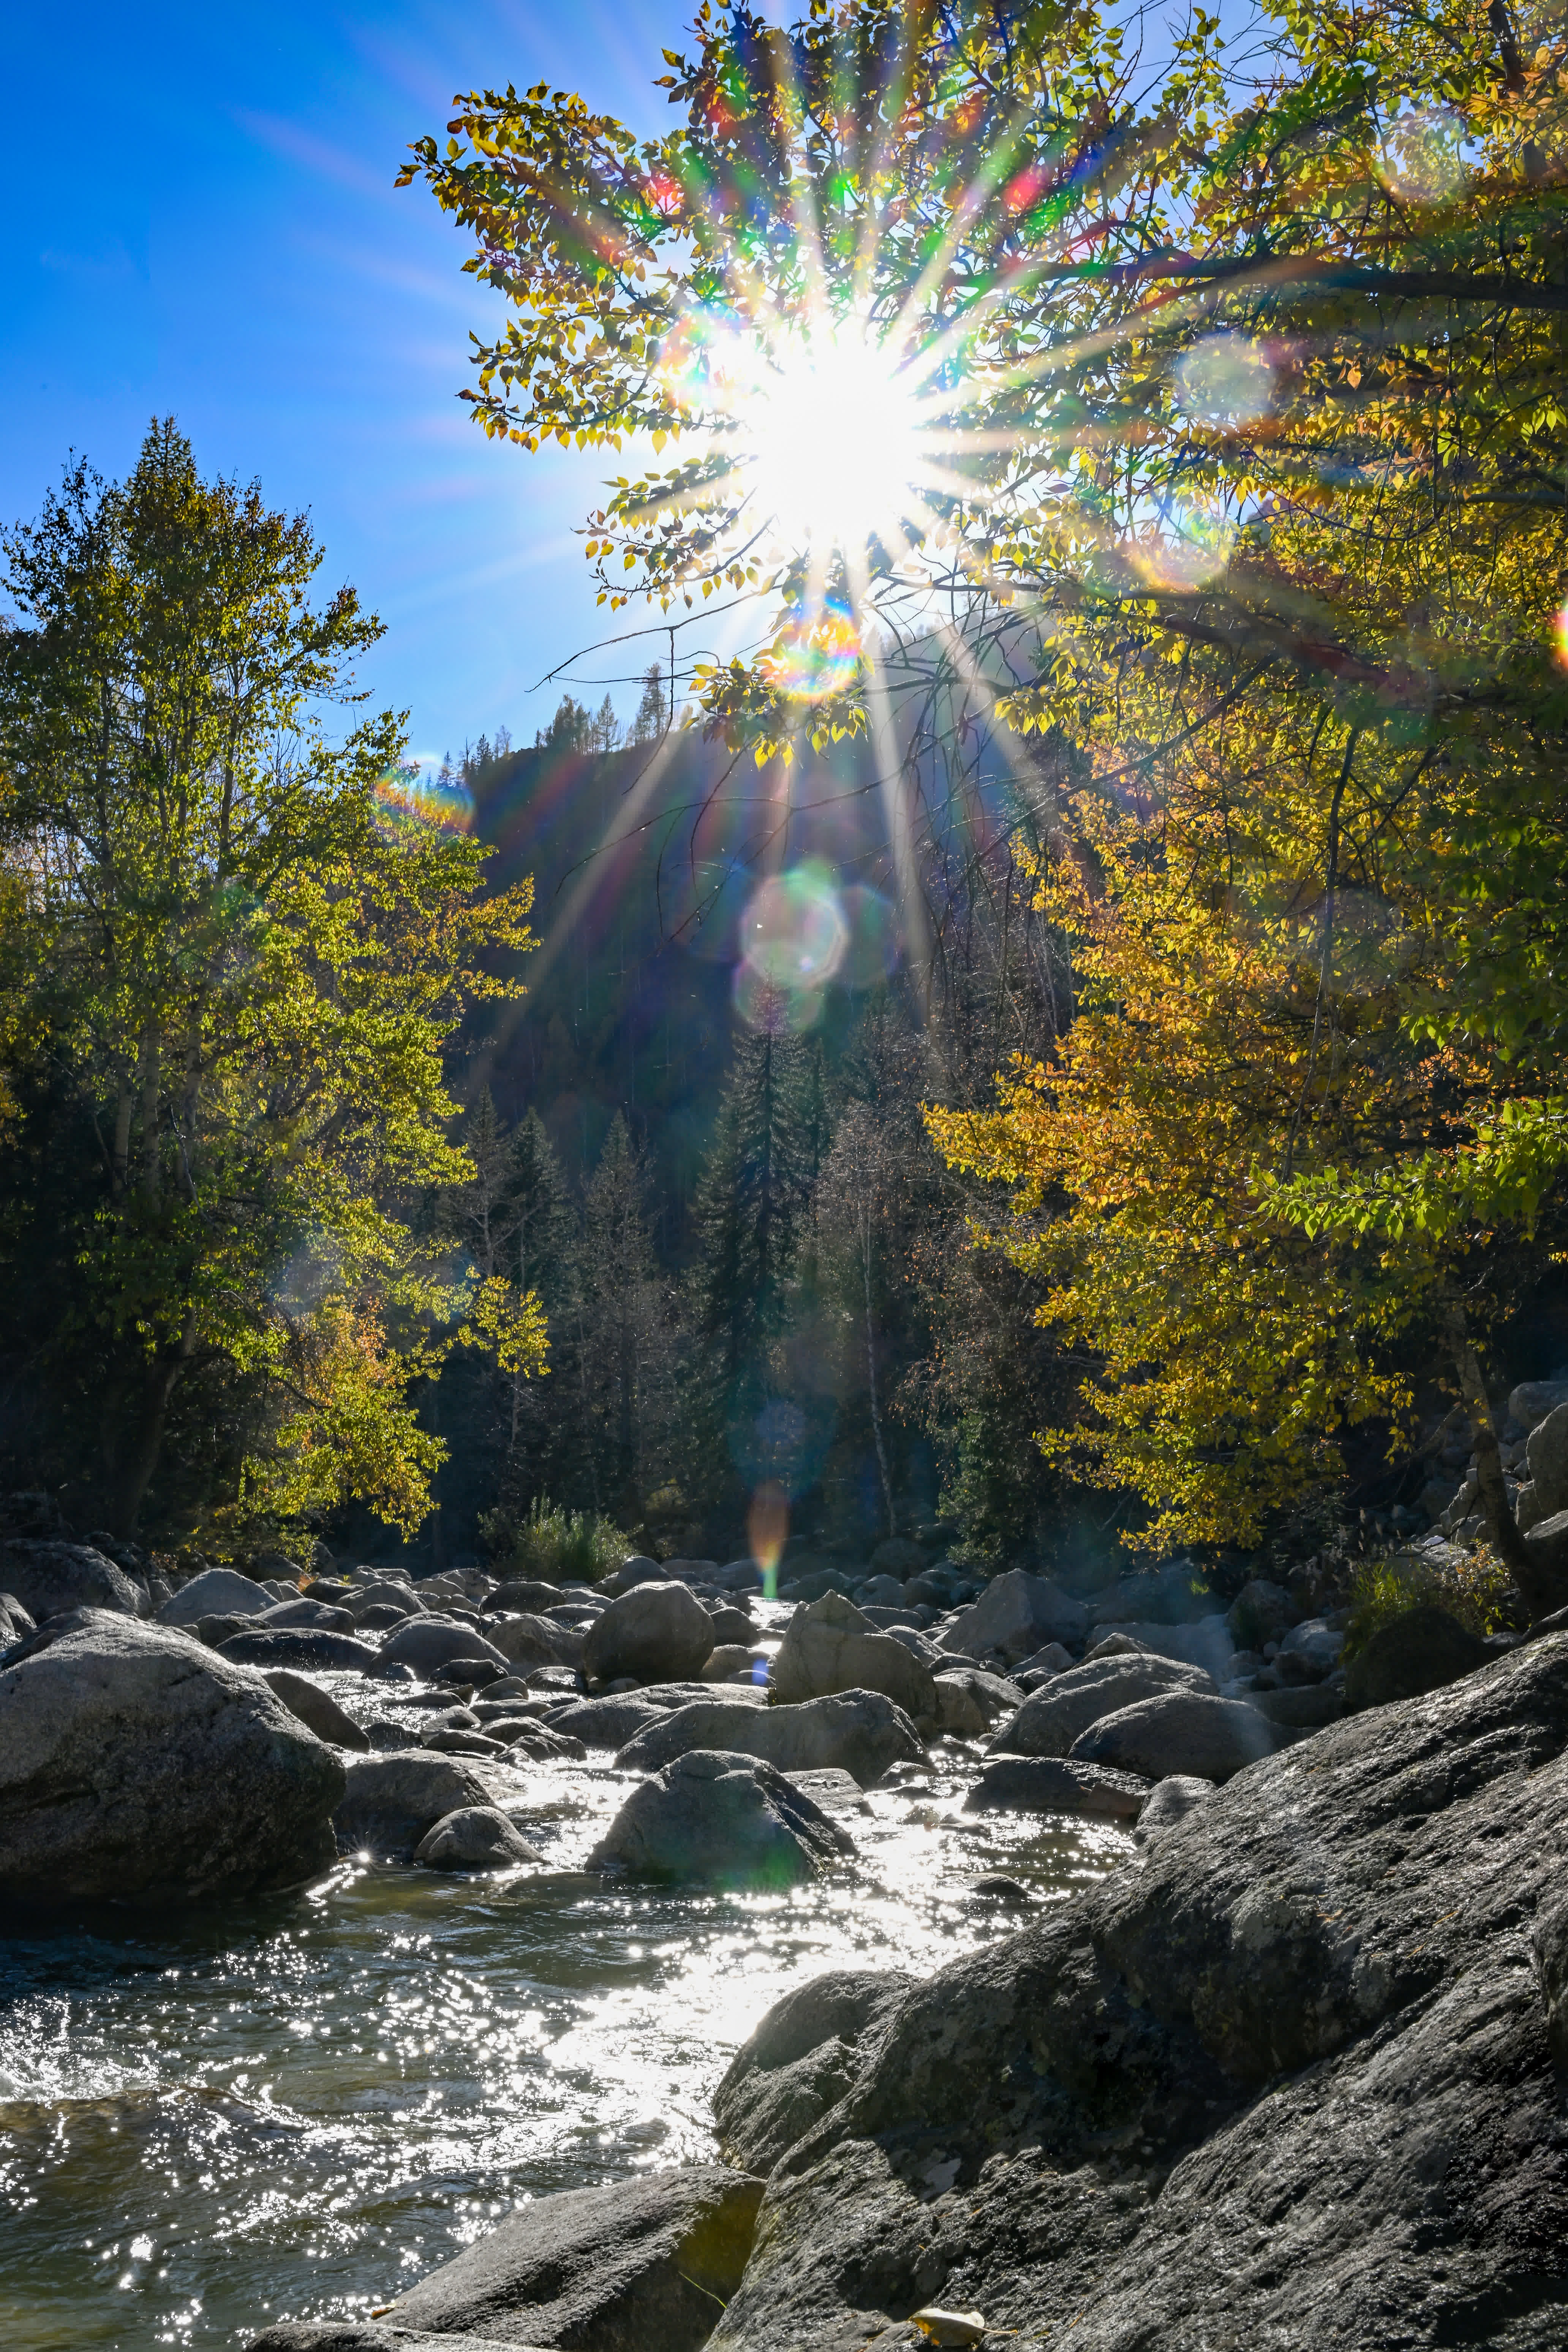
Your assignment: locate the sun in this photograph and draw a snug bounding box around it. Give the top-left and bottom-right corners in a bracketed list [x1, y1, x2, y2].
[720, 320, 934, 561]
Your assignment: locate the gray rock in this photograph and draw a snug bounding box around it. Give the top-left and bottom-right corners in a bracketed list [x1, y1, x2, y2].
[487, 1611, 583, 1671]
[1, 1538, 148, 1622]
[486, 1579, 571, 1613]
[587, 1749, 854, 1886]
[778, 1767, 871, 1819]
[706, 1602, 758, 1645]
[1225, 1578, 1296, 1650]
[964, 1756, 1149, 1822]
[0, 1589, 36, 1647]
[870, 1536, 929, 1579]
[857, 1573, 909, 1607]
[932, 1668, 1023, 1739]
[245, 2327, 543, 2350]
[1276, 1617, 1345, 1679]
[715, 1970, 914, 2175]
[603, 1552, 669, 1594]
[988, 1653, 1213, 1759]
[615, 1690, 926, 1788]
[543, 1694, 665, 1748]
[1524, 1507, 1568, 1618]
[218, 1628, 381, 1674]
[413, 1807, 544, 1870]
[1510, 1377, 1568, 1430]
[0, 1613, 344, 1905]
[770, 1590, 938, 1722]
[1091, 1615, 1236, 1679]
[1070, 1690, 1279, 1782]
[583, 1580, 716, 1684]
[379, 1618, 509, 1676]
[333, 1750, 497, 1860]
[158, 1565, 272, 1626]
[1010, 1641, 1074, 1680]
[937, 1568, 1087, 1663]
[1132, 1773, 1215, 1843]
[384, 2167, 765, 2352]
[702, 1636, 1568, 2352]
[1250, 1682, 1348, 1729]
[346, 1580, 426, 1624]
[1343, 1603, 1490, 1709]
[262, 1669, 370, 1751]
[250, 1598, 356, 1633]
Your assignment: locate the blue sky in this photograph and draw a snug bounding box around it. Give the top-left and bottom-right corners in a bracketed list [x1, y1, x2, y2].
[0, 2, 692, 767]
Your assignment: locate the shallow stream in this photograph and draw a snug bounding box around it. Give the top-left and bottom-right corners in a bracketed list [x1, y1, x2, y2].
[0, 1674, 1130, 2350]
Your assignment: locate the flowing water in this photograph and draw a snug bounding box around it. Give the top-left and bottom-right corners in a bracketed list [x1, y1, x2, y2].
[0, 1667, 1130, 2351]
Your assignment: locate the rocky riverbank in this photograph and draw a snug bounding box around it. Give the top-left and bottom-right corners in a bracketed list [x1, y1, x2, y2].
[4, 1505, 1565, 2346]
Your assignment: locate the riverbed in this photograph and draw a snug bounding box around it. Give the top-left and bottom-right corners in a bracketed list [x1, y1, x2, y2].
[0, 1696, 1130, 2350]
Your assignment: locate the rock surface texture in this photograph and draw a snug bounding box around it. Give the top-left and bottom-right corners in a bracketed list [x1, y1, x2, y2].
[381, 2165, 765, 2352]
[770, 1591, 938, 1721]
[0, 1613, 344, 1903]
[700, 1635, 1568, 2352]
[0, 1538, 147, 1623]
[333, 1750, 499, 1861]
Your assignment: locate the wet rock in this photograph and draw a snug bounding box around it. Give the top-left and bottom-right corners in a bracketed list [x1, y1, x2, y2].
[771, 1591, 938, 1722]
[378, 1618, 509, 1677]
[703, 1642, 763, 1682]
[1070, 1690, 1279, 1783]
[704, 1636, 1568, 2352]
[615, 1689, 926, 1788]
[937, 1569, 1087, 1663]
[0, 1538, 148, 1622]
[246, 2325, 536, 2350]
[932, 1668, 1022, 1739]
[966, 1874, 1033, 1908]
[420, 1725, 511, 1756]
[1343, 1603, 1490, 1709]
[1225, 1577, 1296, 1651]
[413, 1807, 543, 1870]
[485, 1718, 588, 1761]
[587, 1749, 854, 1886]
[250, 1598, 356, 1633]
[964, 1756, 1148, 1822]
[583, 1580, 716, 1684]
[715, 1969, 915, 2175]
[0, 1613, 344, 1905]
[988, 1653, 1213, 1759]
[346, 1581, 425, 1625]
[779, 1766, 871, 1818]
[262, 1669, 370, 1751]
[218, 1628, 381, 1674]
[158, 1565, 272, 1626]
[383, 2166, 765, 2352]
[333, 1749, 497, 1861]
[543, 1694, 665, 1748]
[1132, 1773, 1215, 1843]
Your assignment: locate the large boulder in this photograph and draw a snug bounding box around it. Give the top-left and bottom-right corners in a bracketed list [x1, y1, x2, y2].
[381, 2167, 765, 2352]
[699, 1635, 1568, 2352]
[218, 1628, 381, 1674]
[715, 1969, 915, 2175]
[0, 1613, 344, 1905]
[936, 1568, 1087, 1663]
[1523, 1508, 1568, 1618]
[770, 1591, 937, 1721]
[586, 1750, 854, 1887]
[615, 1690, 926, 1788]
[378, 1618, 510, 1677]
[583, 1580, 716, 1685]
[158, 1565, 273, 1626]
[964, 1755, 1149, 1822]
[333, 1750, 498, 1861]
[346, 1580, 426, 1625]
[1069, 1690, 1279, 1783]
[245, 2331, 534, 2351]
[987, 1652, 1213, 1758]
[1343, 1603, 1490, 1709]
[931, 1667, 1023, 1739]
[1089, 1616, 1235, 1679]
[0, 1538, 147, 1622]
[249, 1597, 355, 1633]
[262, 1668, 370, 1751]
[1510, 1377, 1568, 1430]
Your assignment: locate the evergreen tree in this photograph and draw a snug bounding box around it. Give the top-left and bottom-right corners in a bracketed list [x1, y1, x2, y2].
[579, 1112, 660, 1512]
[693, 994, 815, 1384]
[631, 663, 665, 743]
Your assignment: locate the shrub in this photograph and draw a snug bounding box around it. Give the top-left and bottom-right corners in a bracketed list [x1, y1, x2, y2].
[478, 1496, 624, 1584]
[1344, 1545, 1515, 1658]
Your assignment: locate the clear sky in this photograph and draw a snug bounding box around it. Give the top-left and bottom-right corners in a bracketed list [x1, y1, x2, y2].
[0, 1, 691, 769]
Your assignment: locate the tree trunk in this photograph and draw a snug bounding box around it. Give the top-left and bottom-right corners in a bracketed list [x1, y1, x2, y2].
[113, 1318, 194, 1533]
[863, 1213, 896, 1538]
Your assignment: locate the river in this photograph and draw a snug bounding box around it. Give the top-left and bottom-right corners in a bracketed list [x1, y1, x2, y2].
[0, 1662, 1129, 2349]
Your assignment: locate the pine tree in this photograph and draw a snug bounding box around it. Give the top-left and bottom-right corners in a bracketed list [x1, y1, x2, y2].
[632, 663, 665, 743]
[579, 1113, 660, 1512]
[693, 993, 815, 1383]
